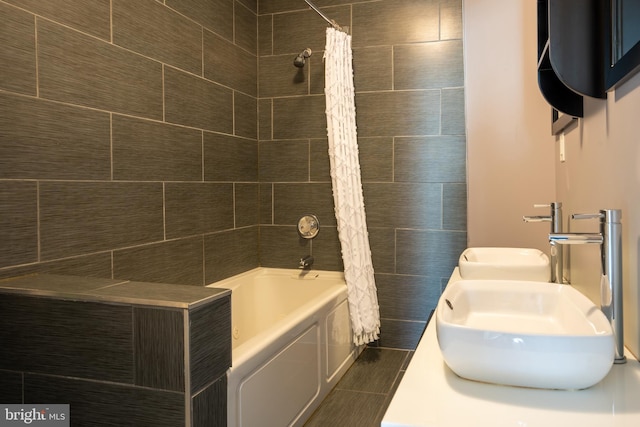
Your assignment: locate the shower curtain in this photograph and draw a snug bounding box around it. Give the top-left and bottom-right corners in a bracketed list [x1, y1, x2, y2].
[324, 27, 380, 346]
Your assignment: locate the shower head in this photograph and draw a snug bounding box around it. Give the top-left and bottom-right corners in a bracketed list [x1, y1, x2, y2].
[293, 48, 312, 68]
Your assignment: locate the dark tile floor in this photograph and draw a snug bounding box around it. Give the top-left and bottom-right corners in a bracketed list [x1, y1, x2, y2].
[304, 347, 412, 427]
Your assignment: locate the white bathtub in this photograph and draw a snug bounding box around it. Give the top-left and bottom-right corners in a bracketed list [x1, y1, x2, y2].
[207, 268, 360, 427]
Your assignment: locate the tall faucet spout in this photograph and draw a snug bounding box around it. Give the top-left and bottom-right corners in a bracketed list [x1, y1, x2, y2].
[549, 209, 625, 364]
[548, 233, 603, 244]
[524, 202, 563, 283]
[522, 215, 551, 222]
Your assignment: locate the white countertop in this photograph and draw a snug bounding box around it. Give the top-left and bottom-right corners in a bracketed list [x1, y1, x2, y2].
[382, 274, 640, 427]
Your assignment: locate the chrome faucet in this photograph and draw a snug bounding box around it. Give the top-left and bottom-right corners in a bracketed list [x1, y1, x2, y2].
[549, 209, 626, 364]
[523, 202, 563, 283]
[299, 255, 314, 270]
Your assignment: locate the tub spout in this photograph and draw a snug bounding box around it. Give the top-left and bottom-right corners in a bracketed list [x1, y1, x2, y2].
[299, 255, 314, 270]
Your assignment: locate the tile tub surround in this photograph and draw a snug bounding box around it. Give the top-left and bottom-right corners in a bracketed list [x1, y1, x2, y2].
[0, 274, 231, 427]
[1, 0, 467, 351]
[0, 0, 259, 286]
[258, 0, 467, 349]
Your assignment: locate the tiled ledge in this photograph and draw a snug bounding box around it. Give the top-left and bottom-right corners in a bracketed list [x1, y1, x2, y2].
[0, 273, 230, 309]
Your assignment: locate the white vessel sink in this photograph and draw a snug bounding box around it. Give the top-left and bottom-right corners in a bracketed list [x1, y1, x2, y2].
[459, 247, 550, 281]
[436, 279, 614, 390]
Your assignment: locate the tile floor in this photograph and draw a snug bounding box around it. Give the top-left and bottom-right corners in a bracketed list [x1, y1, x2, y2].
[304, 347, 413, 427]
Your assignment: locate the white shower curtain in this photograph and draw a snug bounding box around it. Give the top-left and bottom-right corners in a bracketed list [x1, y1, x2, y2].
[324, 27, 380, 346]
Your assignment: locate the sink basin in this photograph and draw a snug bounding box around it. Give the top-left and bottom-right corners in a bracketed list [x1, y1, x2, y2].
[436, 279, 614, 390]
[459, 247, 550, 281]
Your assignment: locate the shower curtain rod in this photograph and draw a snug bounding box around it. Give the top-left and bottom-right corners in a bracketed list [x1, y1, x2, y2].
[304, 0, 344, 31]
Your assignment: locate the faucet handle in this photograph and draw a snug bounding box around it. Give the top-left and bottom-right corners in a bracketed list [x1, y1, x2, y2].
[533, 204, 551, 208]
[572, 212, 604, 220]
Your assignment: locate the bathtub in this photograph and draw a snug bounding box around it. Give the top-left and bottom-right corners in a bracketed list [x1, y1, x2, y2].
[207, 268, 361, 427]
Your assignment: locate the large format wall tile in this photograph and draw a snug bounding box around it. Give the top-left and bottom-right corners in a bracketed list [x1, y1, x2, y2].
[235, 183, 260, 227]
[24, 373, 184, 426]
[235, 1, 258, 54]
[357, 137, 394, 182]
[113, 237, 205, 286]
[0, 3, 36, 95]
[190, 297, 231, 393]
[367, 227, 395, 274]
[204, 227, 259, 283]
[164, 66, 233, 133]
[39, 182, 164, 260]
[234, 92, 258, 139]
[353, 46, 393, 92]
[258, 15, 273, 55]
[363, 183, 442, 229]
[441, 0, 464, 40]
[166, 0, 233, 40]
[355, 91, 441, 137]
[259, 98, 273, 140]
[376, 318, 426, 350]
[113, 0, 203, 75]
[394, 136, 466, 183]
[0, 182, 37, 268]
[259, 225, 310, 268]
[376, 274, 440, 321]
[0, 295, 133, 382]
[273, 183, 335, 225]
[394, 41, 464, 90]
[204, 30, 257, 96]
[442, 87, 466, 135]
[272, 95, 326, 139]
[443, 183, 467, 231]
[37, 19, 163, 119]
[259, 55, 310, 98]
[165, 183, 234, 238]
[134, 308, 185, 392]
[0, 253, 113, 281]
[192, 375, 227, 427]
[396, 229, 467, 277]
[307, 225, 343, 271]
[0, 370, 23, 404]
[112, 115, 203, 182]
[0, 93, 111, 181]
[204, 133, 258, 181]
[259, 140, 310, 182]
[3, 0, 110, 40]
[352, 0, 440, 47]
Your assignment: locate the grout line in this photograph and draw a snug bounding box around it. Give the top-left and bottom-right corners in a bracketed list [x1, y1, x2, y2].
[162, 64, 166, 122]
[34, 16, 39, 98]
[109, 113, 114, 180]
[109, 0, 113, 43]
[36, 181, 41, 262]
[162, 182, 166, 240]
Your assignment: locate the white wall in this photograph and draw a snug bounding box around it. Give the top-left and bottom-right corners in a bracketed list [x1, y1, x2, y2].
[465, 1, 640, 358]
[558, 74, 640, 358]
[464, 0, 556, 256]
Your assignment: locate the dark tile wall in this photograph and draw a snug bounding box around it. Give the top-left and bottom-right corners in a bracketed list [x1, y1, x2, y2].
[0, 0, 259, 284]
[258, 0, 467, 349]
[0, 290, 231, 426]
[0, 0, 466, 351]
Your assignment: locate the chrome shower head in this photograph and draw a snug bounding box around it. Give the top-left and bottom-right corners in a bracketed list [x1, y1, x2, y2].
[293, 48, 312, 68]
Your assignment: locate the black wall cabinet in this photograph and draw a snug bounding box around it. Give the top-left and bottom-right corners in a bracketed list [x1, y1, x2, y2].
[537, 0, 607, 119]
